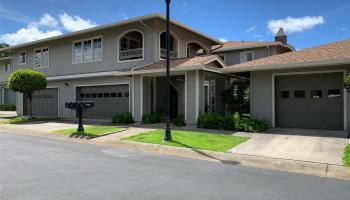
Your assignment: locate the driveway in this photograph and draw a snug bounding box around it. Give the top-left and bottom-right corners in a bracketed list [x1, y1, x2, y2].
[230, 128, 349, 165]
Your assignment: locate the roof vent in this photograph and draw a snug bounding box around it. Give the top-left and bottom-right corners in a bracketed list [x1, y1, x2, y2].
[275, 27, 287, 44]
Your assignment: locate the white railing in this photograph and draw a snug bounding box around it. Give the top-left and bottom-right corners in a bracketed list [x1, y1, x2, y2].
[160, 48, 177, 59]
[120, 48, 143, 60]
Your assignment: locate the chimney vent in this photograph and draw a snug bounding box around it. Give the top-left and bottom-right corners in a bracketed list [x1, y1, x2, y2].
[275, 27, 287, 44]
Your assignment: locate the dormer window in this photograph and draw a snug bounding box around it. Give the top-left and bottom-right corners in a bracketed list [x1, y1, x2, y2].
[159, 31, 178, 59]
[19, 51, 26, 65]
[186, 42, 207, 58]
[118, 30, 144, 61]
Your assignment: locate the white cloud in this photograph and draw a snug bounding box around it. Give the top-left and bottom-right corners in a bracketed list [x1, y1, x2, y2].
[219, 38, 228, 42]
[119, 13, 129, 20]
[245, 26, 257, 33]
[0, 27, 62, 45]
[0, 12, 97, 45]
[59, 13, 97, 32]
[267, 16, 325, 34]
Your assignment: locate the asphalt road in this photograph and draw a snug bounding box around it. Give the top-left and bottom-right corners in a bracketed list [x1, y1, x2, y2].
[0, 131, 349, 200]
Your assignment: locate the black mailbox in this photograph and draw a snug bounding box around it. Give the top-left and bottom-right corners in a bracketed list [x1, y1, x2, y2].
[65, 101, 95, 133]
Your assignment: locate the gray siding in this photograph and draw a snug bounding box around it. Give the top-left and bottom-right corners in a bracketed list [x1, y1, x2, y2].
[0, 60, 11, 83]
[186, 71, 198, 124]
[133, 75, 142, 121]
[250, 65, 350, 130]
[11, 20, 155, 77]
[142, 76, 151, 115]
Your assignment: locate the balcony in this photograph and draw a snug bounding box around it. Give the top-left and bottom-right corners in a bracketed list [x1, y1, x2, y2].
[119, 48, 143, 61]
[160, 48, 177, 59]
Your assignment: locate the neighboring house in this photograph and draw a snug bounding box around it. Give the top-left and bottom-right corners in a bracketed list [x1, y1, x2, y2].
[222, 39, 350, 131]
[212, 28, 294, 66]
[0, 56, 16, 105]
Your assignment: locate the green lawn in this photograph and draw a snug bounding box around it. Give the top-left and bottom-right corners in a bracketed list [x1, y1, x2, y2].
[344, 144, 350, 167]
[54, 125, 125, 137]
[125, 129, 249, 152]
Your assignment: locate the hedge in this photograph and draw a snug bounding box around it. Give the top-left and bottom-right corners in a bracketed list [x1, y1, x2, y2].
[197, 112, 268, 133]
[0, 104, 16, 111]
[112, 112, 134, 124]
[142, 113, 163, 124]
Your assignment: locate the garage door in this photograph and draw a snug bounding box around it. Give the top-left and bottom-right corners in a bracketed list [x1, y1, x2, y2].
[76, 84, 129, 119]
[276, 73, 343, 130]
[32, 88, 58, 117]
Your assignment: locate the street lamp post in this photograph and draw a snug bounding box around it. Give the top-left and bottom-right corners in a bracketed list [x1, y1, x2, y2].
[164, 0, 172, 141]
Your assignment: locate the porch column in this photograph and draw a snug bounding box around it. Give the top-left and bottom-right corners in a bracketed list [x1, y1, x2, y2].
[132, 75, 142, 122]
[185, 70, 204, 124]
[0, 88, 4, 105]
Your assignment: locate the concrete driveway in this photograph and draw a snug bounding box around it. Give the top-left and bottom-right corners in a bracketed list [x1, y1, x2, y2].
[230, 128, 349, 165]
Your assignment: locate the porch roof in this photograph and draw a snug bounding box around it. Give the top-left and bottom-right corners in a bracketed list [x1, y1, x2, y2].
[132, 55, 226, 73]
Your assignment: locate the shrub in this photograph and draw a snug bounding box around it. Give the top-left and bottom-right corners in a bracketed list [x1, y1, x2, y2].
[112, 112, 134, 124]
[0, 104, 16, 111]
[197, 113, 224, 129]
[197, 112, 268, 132]
[344, 74, 350, 90]
[173, 115, 186, 127]
[343, 144, 350, 167]
[142, 113, 163, 124]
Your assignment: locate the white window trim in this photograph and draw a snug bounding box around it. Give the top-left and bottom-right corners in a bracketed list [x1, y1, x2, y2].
[158, 30, 180, 60]
[72, 35, 103, 64]
[240, 51, 254, 63]
[34, 46, 50, 68]
[117, 29, 145, 63]
[271, 69, 347, 130]
[18, 51, 26, 65]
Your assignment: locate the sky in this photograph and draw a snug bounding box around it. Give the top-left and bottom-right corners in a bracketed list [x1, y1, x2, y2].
[0, 0, 349, 50]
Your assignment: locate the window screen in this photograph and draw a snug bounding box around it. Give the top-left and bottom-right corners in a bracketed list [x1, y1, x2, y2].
[328, 89, 341, 98]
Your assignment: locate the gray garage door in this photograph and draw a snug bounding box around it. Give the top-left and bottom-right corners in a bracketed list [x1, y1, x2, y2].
[76, 84, 129, 119]
[276, 73, 343, 130]
[32, 88, 58, 117]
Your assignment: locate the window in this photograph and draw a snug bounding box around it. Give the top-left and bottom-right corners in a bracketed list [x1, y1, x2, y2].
[328, 89, 341, 98]
[218, 54, 225, 62]
[73, 37, 102, 63]
[34, 47, 49, 68]
[280, 91, 289, 98]
[125, 92, 129, 97]
[5, 63, 10, 72]
[159, 31, 177, 59]
[119, 31, 143, 61]
[98, 93, 103, 98]
[19, 51, 26, 65]
[117, 92, 122, 97]
[91, 93, 97, 98]
[111, 93, 117, 97]
[80, 93, 85, 98]
[186, 42, 207, 58]
[294, 90, 305, 98]
[240, 51, 254, 63]
[104, 93, 110, 98]
[85, 93, 91, 98]
[311, 90, 322, 99]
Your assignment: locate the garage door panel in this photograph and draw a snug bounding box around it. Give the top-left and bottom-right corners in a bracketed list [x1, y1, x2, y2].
[276, 73, 343, 130]
[32, 88, 58, 117]
[77, 84, 129, 119]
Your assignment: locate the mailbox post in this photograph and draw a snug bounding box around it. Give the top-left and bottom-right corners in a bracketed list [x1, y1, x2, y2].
[65, 101, 94, 133]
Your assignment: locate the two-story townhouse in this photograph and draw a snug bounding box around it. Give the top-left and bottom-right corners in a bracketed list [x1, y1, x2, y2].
[0, 13, 229, 124]
[212, 28, 294, 66]
[0, 56, 16, 105]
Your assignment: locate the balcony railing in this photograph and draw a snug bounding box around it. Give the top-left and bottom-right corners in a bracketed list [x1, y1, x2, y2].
[119, 48, 143, 60]
[160, 48, 177, 59]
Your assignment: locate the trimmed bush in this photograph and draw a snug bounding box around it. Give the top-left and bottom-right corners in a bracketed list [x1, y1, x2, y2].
[173, 115, 186, 127]
[112, 112, 134, 124]
[0, 104, 16, 111]
[142, 113, 163, 124]
[197, 113, 224, 129]
[197, 112, 268, 132]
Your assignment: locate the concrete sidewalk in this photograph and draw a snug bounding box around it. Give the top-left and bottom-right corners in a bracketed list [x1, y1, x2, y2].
[1, 124, 349, 180]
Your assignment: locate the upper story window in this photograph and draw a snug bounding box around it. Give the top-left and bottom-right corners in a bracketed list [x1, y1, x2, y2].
[5, 63, 11, 72]
[159, 31, 178, 59]
[118, 30, 143, 62]
[240, 51, 254, 63]
[19, 51, 26, 65]
[73, 36, 102, 63]
[186, 42, 207, 58]
[34, 47, 49, 68]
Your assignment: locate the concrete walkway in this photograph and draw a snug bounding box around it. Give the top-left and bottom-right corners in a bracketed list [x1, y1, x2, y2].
[230, 128, 349, 165]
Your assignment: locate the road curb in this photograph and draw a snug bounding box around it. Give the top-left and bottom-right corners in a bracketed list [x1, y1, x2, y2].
[1, 125, 349, 180]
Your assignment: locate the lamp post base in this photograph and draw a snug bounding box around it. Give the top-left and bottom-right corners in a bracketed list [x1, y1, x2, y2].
[164, 127, 172, 142]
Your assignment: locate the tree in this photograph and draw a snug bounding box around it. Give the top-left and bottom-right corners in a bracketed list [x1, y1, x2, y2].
[0, 43, 10, 58]
[221, 76, 249, 115]
[344, 74, 350, 91]
[8, 69, 47, 117]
